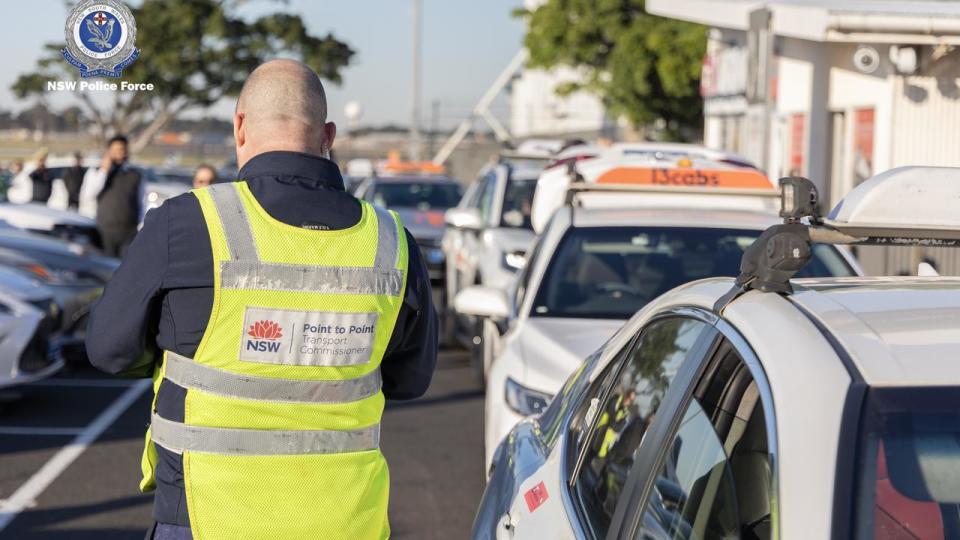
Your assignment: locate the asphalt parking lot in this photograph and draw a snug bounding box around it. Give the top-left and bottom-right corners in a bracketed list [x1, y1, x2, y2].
[0, 348, 484, 539]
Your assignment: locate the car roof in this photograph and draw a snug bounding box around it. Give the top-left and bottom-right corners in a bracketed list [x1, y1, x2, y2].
[370, 175, 457, 184]
[570, 206, 779, 230]
[789, 277, 960, 386]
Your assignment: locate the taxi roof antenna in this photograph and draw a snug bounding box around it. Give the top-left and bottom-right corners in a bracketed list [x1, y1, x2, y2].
[714, 176, 820, 312]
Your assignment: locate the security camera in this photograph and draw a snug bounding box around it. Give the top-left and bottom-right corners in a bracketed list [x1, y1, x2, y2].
[853, 46, 881, 74]
[889, 46, 918, 74]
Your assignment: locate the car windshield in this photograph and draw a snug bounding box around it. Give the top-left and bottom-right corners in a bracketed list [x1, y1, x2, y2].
[531, 226, 853, 319]
[371, 181, 462, 210]
[853, 388, 960, 539]
[500, 178, 537, 229]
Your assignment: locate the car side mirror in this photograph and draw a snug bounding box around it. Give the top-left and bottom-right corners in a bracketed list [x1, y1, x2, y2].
[454, 286, 510, 319]
[445, 207, 483, 230]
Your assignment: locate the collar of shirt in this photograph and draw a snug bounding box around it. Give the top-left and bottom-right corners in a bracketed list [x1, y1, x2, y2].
[237, 151, 345, 191]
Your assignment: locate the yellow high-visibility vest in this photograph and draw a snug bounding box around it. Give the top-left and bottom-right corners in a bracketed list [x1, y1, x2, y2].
[138, 181, 408, 540]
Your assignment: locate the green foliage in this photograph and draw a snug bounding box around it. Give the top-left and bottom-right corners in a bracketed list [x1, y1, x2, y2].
[12, 0, 354, 149]
[520, 0, 706, 139]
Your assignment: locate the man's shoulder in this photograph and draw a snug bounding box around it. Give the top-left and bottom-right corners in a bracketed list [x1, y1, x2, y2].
[164, 190, 203, 215]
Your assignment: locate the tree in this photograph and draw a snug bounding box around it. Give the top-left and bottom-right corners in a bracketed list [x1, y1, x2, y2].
[12, 0, 354, 151]
[518, 0, 706, 140]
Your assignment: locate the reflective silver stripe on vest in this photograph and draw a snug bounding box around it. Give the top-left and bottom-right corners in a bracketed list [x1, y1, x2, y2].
[150, 413, 379, 456]
[164, 352, 382, 403]
[208, 183, 258, 261]
[219, 261, 403, 296]
[207, 184, 403, 292]
[373, 205, 399, 269]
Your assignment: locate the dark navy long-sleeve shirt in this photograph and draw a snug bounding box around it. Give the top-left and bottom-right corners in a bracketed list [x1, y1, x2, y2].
[86, 151, 437, 526]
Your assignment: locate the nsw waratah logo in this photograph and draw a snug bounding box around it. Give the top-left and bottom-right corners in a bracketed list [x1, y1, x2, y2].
[246, 320, 284, 353]
[249, 320, 283, 340]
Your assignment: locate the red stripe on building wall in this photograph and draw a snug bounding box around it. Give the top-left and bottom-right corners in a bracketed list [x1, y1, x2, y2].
[790, 113, 806, 175]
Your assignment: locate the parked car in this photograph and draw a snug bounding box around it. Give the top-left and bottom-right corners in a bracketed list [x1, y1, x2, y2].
[354, 172, 463, 338]
[0, 229, 118, 362]
[455, 159, 859, 465]
[442, 155, 548, 346]
[0, 202, 99, 246]
[0, 285, 63, 390]
[355, 173, 463, 279]
[472, 167, 960, 540]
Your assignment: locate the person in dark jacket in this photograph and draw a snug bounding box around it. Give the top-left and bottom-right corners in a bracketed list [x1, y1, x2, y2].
[86, 59, 438, 540]
[28, 150, 53, 204]
[89, 136, 143, 257]
[62, 152, 86, 210]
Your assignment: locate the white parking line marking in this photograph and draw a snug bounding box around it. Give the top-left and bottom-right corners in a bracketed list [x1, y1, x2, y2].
[0, 427, 85, 436]
[0, 378, 151, 532]
[26, 379, 136, 388]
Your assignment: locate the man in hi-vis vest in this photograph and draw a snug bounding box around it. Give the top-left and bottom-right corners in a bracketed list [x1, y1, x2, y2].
[87, 60, 438, 540]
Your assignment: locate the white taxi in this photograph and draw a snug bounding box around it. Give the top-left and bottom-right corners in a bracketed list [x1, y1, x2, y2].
[455, 157, 860, 467]
[471, 167, 960, 540]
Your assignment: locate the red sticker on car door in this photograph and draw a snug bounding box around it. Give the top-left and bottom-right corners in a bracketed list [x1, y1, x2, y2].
[524, 481, 549, 512]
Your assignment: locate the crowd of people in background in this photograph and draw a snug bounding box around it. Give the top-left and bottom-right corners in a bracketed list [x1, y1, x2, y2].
[0, 138, 221, 258]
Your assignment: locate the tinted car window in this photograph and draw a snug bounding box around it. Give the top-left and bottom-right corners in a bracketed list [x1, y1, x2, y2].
[852, 388, 960, 539]
[500, 178, 537, 229]
[574, 317, 709, 538]
[532, 227, 853, 320]
[370, 181, 462, 210]
[636, 399, 741, 540]
[477, 175, 497, 225]
[636, 345, 772, 540]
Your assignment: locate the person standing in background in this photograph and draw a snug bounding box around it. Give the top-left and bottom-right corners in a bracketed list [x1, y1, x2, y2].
[28, 149, 53, 204]
[191, 164, 217, 189]
[62, 152, 87, 210]
[80, 136, 144, 257]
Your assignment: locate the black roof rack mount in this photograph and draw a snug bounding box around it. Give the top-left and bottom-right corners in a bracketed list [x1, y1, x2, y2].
[715, 173, 960, 312]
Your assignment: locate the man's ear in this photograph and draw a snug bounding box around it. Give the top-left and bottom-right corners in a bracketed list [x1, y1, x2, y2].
[323, 121, 337, 150]
[234, 113, 246, 148]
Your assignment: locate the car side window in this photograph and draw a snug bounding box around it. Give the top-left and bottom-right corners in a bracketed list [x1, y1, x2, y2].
[477, 173, 497, 226]
[573, 317, 710, 539]
[635, 345, 772, 540]
[513, 235, 543, 314]
[465, 174, 489, 210]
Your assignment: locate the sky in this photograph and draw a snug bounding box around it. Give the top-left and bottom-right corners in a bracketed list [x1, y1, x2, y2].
[0, 0, 526, 129]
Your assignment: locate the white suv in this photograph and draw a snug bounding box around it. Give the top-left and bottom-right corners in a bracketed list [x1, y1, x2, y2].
[442, 156, 546, 348]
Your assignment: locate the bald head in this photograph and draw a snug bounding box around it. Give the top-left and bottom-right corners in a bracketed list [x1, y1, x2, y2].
[233, 59, 337, 168]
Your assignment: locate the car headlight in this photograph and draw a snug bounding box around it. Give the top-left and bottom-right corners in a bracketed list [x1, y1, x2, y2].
[505, 377, 552, 417]
[502, 250, 527, 271]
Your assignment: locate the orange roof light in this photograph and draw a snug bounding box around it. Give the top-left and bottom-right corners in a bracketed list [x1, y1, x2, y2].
[380, 158, 446, 175]
[595, 167, 772, 189]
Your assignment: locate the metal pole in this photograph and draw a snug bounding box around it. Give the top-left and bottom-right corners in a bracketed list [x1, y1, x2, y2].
[410, 0, 423, 161]
[432, 49, 529, 165]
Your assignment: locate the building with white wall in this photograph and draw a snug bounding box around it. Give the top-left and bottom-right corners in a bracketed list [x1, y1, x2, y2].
[509, 0, 609, 139]
[649, 0, 960, 274]
[650, 0, 960, 202]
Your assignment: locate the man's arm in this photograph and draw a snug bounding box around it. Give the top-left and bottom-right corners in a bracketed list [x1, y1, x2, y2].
[380, 229, 438, 400]
[79, 167, 105, 219]
[85, 203, 169, 377]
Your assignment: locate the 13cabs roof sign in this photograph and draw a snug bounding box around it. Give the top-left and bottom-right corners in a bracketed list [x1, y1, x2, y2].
[530, 154, 776, 233]
[594, 165, 772, 189]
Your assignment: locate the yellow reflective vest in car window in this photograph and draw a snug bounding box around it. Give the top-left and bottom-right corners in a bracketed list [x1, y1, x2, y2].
[138, 181, 407, 540]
